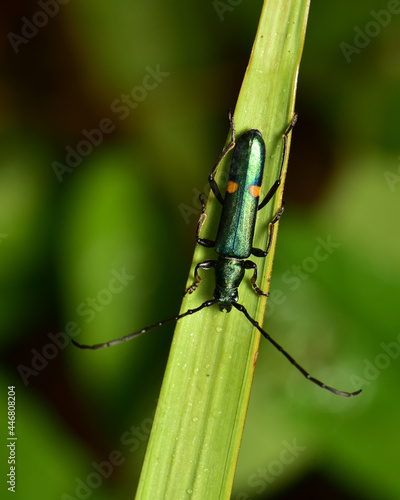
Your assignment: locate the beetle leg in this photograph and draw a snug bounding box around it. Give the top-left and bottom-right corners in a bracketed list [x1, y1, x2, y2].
[185, 259, 216, 295]
[244, 260, 269, 297]
[208, 110, 236, 205]
[258, 114, 297, 211]
[251, 204, 284, 258]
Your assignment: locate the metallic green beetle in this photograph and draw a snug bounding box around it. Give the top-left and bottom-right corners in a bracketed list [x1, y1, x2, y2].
[185, 117, 285, 310]
[73, 113, 361, 398]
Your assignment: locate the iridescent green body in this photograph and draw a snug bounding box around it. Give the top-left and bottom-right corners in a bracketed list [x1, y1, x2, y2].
[213, 130, 266, 309]
[186, 123, 279, 312]
[215, 130, 265, 259]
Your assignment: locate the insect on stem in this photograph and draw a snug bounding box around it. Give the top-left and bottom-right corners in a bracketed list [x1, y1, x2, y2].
[73, 112, 362, 398]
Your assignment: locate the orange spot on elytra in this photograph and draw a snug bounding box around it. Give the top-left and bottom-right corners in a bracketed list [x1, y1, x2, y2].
[227, 180, 239, 193]
[249, 185, 261, 198]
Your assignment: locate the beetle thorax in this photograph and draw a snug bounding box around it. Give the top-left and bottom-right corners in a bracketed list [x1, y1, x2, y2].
[213, 256, 245, 311]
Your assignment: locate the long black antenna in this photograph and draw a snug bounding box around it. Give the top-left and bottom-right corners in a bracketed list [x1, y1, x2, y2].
[72, 299, 218, 350]
[232, 302, 361, 398]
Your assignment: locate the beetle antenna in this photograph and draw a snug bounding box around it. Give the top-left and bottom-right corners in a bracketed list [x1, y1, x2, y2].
[72, 299, 219, 350]
[232, 302, 361, 398]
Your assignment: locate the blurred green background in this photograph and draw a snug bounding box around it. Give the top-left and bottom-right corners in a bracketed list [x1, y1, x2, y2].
[1, 1, 399, 499]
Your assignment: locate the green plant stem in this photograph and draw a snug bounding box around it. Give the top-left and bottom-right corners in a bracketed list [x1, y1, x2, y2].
[135, 1, 310, 498]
